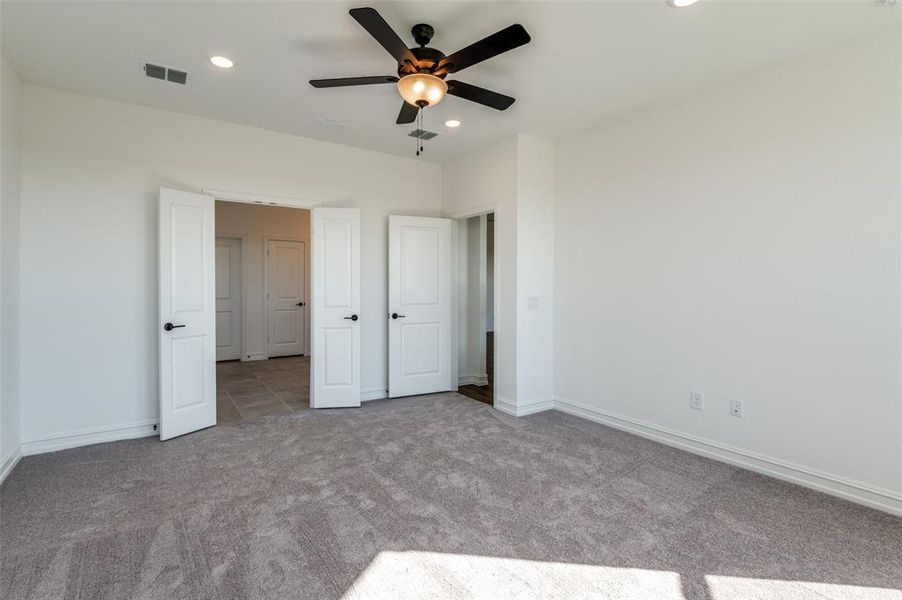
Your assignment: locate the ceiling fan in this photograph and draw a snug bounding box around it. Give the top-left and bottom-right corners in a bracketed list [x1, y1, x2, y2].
[309, 7, 531, 125]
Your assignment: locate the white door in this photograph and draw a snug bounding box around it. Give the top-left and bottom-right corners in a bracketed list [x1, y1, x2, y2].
[159, 187, 216, 440]
[267, 240, 306, 358]
[215, 237, 242, 361]
[388, 215, 454, 398]
[311, 208, 361, 408]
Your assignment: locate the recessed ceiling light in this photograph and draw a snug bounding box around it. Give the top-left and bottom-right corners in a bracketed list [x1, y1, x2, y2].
[666, 0, 698, 6]
[444, 119, 461, 128]
[210, 56, 235, 69]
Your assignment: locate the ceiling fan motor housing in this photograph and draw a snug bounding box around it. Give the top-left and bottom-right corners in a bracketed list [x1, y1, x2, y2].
[400, 45, 447, 77]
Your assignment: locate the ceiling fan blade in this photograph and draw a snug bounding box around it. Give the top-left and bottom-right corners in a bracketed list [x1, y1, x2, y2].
[309, 75, 398, 88]
[446, 80, 515, 110]
[397, 101, 419, 124]
[437, 24, 531, 74]
[349, 7, 419, 68]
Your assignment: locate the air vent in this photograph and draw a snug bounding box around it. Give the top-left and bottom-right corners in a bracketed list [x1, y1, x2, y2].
[304, 118, 349, 139]
[142, 61, 189, 85]
[166, 69, 188, 85]
[408, 129, 438, 140]
[144, 63, 166, 80]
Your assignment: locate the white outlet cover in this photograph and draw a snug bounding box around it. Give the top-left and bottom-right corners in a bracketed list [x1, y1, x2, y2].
[690, 391, 704, 410]
[730, 398, 744, 417]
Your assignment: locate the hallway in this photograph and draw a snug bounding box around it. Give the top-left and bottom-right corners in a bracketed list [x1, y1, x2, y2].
[216, 356, 310, 422]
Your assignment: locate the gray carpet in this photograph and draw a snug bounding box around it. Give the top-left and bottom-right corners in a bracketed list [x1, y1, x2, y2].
[2, 393, 900, 600]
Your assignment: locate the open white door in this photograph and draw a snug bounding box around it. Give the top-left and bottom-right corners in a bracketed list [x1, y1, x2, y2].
[388, 215, 453, 398]
[311, 208, 361, 408]
[159, 187, 216, 440]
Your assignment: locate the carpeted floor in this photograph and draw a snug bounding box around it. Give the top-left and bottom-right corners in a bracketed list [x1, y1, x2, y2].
[2, 393, 900, 599]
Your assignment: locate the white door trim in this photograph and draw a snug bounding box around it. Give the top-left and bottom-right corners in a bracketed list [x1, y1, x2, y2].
[215, 234, 247, 360]
[263, 236, 309, 358]
[203, 188, 319, 210]
[447, 205, 500, 409]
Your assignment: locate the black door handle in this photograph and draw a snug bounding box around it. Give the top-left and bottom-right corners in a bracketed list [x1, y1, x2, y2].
[296, 301, 305, 307]
[163, 322, 186, 332]
[344, 314, 359, 321]
[391, 313, 406, 320]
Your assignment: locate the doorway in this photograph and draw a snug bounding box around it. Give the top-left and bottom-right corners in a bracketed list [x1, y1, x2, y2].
[214, 202, 311, 423]
[159, 188, 363, 440]
[456, 212, 495, 406]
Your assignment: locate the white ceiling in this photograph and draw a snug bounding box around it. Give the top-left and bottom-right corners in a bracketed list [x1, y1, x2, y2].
[1, 1, 895, 163]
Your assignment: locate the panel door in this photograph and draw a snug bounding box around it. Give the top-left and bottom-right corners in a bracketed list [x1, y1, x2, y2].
[159, 187, 216, 440]
[388, 215, 453, 398]
[267, 240, 306, 358]
[311, 208, 361, 408]
[215, 237, 242, 361]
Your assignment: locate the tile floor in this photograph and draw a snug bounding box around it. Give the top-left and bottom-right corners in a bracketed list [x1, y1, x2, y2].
[216, 355, 310, 423]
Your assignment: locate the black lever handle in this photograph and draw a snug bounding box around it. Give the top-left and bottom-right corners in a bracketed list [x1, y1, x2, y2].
[296, 301, 305, 307]
[163, 322, 186, 332]
[344, 314, 359, 321]
[391, 313, 406, 320]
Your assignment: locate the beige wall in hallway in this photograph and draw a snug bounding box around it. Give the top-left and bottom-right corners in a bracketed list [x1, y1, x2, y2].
[215, 202, 310, 360]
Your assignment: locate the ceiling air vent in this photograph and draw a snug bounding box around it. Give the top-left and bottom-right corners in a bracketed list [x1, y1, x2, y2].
[166, 69, 188, 85]
[304, 118, 349, 139]
[142, 61, 189, 85]
[143, 62, 166, 80]
[408, 129, 438, 140]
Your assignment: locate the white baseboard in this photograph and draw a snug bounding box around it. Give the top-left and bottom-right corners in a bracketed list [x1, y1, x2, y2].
[362, 387, 388, 402]
[457, 373, 489, 386]
[21, 420, 159, 456]
[0, 446, 22, 484]
[554, 396, 902, 517]
[241, 353, 267, 362]
[495, 396, 554, 417]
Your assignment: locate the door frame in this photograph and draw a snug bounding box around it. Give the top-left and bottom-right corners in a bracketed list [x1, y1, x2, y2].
[447, 203, 500, 409]
[215, 233, 247, 361]
[263, 235, 310, 358]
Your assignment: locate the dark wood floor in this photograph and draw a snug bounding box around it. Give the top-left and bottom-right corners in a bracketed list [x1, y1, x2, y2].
[457, 332, 493, 405]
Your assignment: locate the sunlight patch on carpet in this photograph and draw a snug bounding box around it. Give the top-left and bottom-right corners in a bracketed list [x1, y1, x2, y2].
[342, 551, 685, 600]
[705, 575, 902, 600]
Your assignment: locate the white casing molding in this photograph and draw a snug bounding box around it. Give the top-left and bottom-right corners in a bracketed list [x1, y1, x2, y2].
[0, 447, 22, 484]
[554, 396, 902, 517]
[20, 420, 159, 456]
[203, 188, 318, 210]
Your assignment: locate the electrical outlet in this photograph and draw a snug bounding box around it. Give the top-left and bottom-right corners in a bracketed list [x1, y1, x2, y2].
[730, 398, 744, 418]
[690, 391, 704, 411]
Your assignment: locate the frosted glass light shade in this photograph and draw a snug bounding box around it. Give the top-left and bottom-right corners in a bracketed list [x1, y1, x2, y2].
[397, 73, 448, 107]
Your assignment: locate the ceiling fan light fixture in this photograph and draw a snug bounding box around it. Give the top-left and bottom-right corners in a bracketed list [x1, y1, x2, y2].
[397, 73, 447, 108]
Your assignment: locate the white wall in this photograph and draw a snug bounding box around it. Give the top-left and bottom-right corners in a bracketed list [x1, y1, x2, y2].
[515, 136, 555, 411]
[554, 30, 902, 510]
[443, 134, 555, 415]
[215, 202, 310, 359]
[444, 137, 519, 407]
[18, 85, 441, 450]
[0, 56, 22, 477]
